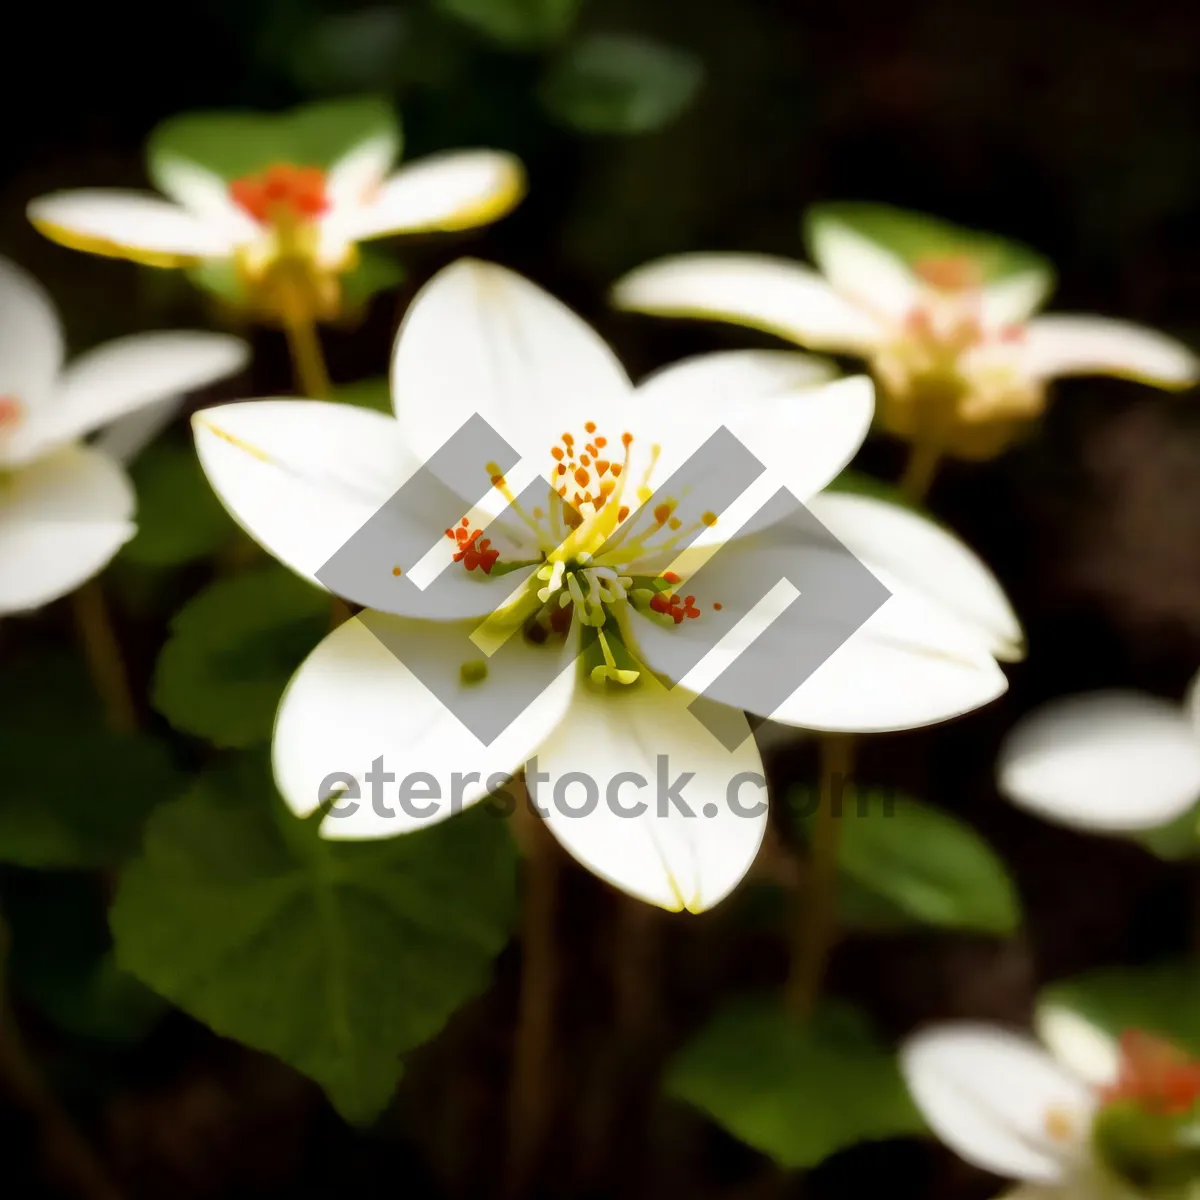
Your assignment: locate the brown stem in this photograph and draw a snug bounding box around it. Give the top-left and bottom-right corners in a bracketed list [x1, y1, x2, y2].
[70, 581, 137, 735]
[0, 936, 125, 1199]
[506, 794, 559, 1198]
[786, 734, 854, 1021]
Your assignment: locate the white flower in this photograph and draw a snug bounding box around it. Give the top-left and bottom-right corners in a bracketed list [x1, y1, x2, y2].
[902, 1021, 1200, 1200]
[27, 115, 523, 320]
[997, 679, 1200, 833]
[0, 256, 248, 614]
[192, 259, 1016, 909]
[612, 211, 1199, 460]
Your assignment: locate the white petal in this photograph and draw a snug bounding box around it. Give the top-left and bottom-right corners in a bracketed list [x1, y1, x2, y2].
[336, 150, 524, 241]
[901, 1024, 1094, 1185]
[806, 490, 1024, 660]
[612, 253, 885, 354]
[194, 398, 543, 618]
[633, 352, 874, 504]
[193, 399, 413, 584]
[28, 190, 235, 265]
[0, 256, 64, 419]
[997, 692, 1200, 832]
[326, 130, 402, 212]
[392, 259, 632, 465]
[1021, 315, 1199, 388]
[982, 269, 1054, 329]
[535, 674, 767, 912]
[94, 396, 187, 466]
[0, 445, 134, 614]
[152, 157, 262, 245]
[14, 332, 249, 462]
[626, 529, 1006, 734]
[272, 613, 575, 835]
[805, 221, 919, 322]
[1034, 1005, 1121, 1090]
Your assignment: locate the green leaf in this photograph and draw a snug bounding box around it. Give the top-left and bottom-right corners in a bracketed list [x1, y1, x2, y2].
[1038, 962, 1200, 1056]
[339, 248, 406, 308]
[435, 0, 580, 48]
[789, 788, 1021, 935]
[286, 9, 413, 95]
[120, 439, 238, 567]
[1133, 803, 1200, 860]
[111, 754, 518, 1123]
[668, 996, 923, 1168]
[0, 653, 181, 869]
[803, 202, 1055, 290]
[332, 377, 392, 413]
[153, 567, 329, 749]
[147, 96, 400, 187]
[540, 34, 703, 135]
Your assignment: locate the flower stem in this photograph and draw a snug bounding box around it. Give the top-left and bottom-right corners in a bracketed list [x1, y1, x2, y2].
[70, 580, 137, 735]
[899, 438, 942, 504]
[280, 299, 332, 401]
[507, 793, 559, 1198]
[786, 734, 853, 1021]
[0, 933, 125, 1199]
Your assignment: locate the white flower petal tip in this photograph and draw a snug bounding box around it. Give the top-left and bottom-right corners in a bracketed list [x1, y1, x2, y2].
[191, 399, 417, 589]
[610, 253, 885, 354]
[12, 331, 250, 462]
[0, 445, 136, 614]
[27, 189, 234, 265]
[806, 491, 1025, 663]
[0, 256, 65, 414]
[997, 691, 1200, 833]
[392, 257, 631, 460]
[900, 1023, 1093, 1185]
[1033, 1005, 1121, 1090]
[535, 677, 768, 914]
[349, 150, 526, 240]
[1023, 315, 1200, 390]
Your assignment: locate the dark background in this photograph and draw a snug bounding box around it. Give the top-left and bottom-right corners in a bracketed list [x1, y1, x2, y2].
[3, 0, 1200, 1195]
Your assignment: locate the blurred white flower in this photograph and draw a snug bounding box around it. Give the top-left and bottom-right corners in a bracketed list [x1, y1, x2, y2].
[902, 1022, 1200, 1200]
[997, 681, 1200, 833]
[27, 118, 523, 322]
[613, 209, 1199, 462]
[0, 257, 247, 614]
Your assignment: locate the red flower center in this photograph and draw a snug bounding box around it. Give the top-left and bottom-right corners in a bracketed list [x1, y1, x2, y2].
[1101, 1030, 1200, 1117]
[229, 164, 330, 225]
[0, 395, 23, 432]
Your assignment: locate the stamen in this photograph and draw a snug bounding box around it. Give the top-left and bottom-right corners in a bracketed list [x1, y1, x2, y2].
[229, 163, 329, 225]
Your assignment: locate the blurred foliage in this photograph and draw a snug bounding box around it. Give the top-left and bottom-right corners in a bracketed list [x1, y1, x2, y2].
[434, 0, 581, 48]
[147, 96, 399, 186]
[152, 567, 330, 748]
[1038, 962, 1200, 1056]
[121, 438, 239, 567]
[803, 202, 1056, 290]
[789, 787, 1021, 935]
[0, 653, 180, 870]
[539, 34, 703, 135]
[668, 996, 924, 1168]
[110, 753, 519, 1123]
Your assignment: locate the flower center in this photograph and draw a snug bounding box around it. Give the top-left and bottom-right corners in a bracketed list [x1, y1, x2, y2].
[1091, 1030, 1200, 1197]
[1101, 1031, 1200, 1118]
[229, 163, 330, 227]
[0, 395, 22, 437]
[445, 419, 722, 683]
